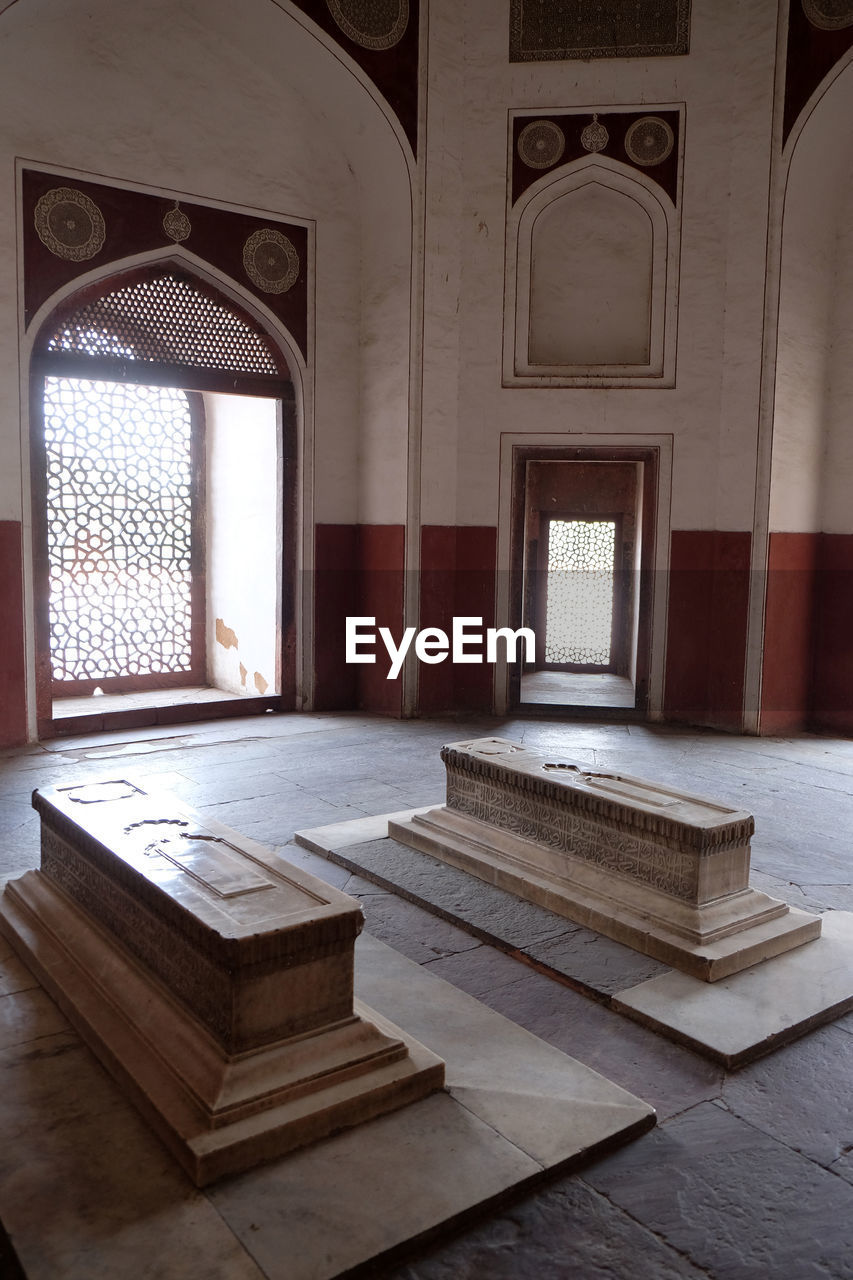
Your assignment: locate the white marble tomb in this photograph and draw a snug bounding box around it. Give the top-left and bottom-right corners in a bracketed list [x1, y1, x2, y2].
[389, 737, 821, 980]
[0, 779, 444, 1185]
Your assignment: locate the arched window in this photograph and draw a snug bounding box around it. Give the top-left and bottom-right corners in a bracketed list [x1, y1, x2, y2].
[31, 264, 296, 734]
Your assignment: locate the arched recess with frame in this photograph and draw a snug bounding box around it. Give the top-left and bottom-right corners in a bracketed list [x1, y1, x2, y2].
[504, 156, 679, 388]
[24, 248, 307, 738]
[758, 46, 853, 735]
[0, 0, 418, 746]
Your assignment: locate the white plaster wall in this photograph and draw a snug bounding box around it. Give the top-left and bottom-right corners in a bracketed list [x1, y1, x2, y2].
[419, 0, 779, 533]
[0, 0, 414, 530]
[6, 0, 837, 573]
[205, 393, 279, 696]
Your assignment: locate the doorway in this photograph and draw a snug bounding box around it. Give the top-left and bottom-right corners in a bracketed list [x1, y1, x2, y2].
[510, 449, 658, 717]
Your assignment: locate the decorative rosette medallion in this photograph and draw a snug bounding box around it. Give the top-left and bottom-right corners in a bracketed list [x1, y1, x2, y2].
[624, 116, 674, 167]
[517, 120, 566, 170]
[801, 0, 853, 30]
[580, 113, 609, 153]
[34, 187, 106, 262]
[242, 229, 300, 295]
[163, 202, 191, 243]
[325, 0, 409, 50]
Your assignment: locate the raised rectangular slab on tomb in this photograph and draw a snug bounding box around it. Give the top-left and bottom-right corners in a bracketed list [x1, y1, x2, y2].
[0, 779, 444, 1185]
[388, 736, 821, 981]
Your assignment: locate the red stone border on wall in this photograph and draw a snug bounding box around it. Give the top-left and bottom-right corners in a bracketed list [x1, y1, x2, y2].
[0, 521, 27, 747]
[664, 530, 751, 732]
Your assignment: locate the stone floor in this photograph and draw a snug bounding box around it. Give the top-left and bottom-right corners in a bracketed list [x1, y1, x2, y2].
[519, 670, 635, 708]
[1, 710, 853, 1278]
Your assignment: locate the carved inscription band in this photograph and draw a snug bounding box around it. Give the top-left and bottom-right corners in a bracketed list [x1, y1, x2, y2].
[445, 765, 699, 901]
[441, 746, 754, 853]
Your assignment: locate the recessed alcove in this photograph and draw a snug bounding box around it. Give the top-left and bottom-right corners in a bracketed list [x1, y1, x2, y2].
[528, 183, 653, 367]
[504, 154, 679, 386]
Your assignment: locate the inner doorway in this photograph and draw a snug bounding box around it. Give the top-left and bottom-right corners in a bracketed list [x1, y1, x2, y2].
[528, 512, 631, 707]
[510, 449, 658, 716]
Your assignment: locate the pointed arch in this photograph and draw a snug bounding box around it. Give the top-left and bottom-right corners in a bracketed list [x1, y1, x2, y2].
[25, 248, 304, 733]
[504, 156, 680, 387]
[35, 267, 288, 382]
[24, 243, 308, 387]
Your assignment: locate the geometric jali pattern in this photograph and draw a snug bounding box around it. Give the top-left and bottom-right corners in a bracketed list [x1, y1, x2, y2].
[544, 518, 616, 666]
[44, 377, 194, 683]
[45, 273, 281, 377]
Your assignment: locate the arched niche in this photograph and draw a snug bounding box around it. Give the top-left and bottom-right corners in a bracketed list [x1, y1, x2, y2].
[528, 183, 653, 367]
[2, 0, 419, 735]
[505, 157, 678, 387]
[773, 54, 853, 535]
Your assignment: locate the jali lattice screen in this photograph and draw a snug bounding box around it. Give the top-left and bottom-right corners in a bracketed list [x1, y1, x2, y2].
[45, 273, 282, 377]
[544, 518, 616, 666]
[44, 377, 196, 685]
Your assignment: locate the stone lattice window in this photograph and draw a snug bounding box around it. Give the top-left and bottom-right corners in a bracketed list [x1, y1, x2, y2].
[43, 376, 203, 692]
[43, 271, 283, 378]
[544, 518, 617, 667]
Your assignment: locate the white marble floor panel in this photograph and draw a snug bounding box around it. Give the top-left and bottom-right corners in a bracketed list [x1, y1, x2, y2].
[0, 926, 653, 1280]
[613, 910, 853, 1067]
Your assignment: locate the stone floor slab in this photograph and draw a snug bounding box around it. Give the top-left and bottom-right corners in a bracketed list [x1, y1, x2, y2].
[722, 1022, 853, 1165]
[210, 1092, 541, 1280]
[830, 1150, 853, 1188]
[612, 910, 853, 1066]
[355, 892, 483, 964]
[390, 1176, 711, 1280]
[0, 952, 38, 997]
[0, 986, 68, 1051]
[294, 826, 605, 952]
[294, 807, 429, 850]
[583, 1101, 853, 1280]
[467, 967, 723, 1121]
[523, 928, 670, 996]
[424, 943, 541, 998]
[356, 839, 571, 947]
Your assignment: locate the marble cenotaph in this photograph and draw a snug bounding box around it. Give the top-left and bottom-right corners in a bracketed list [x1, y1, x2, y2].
[0, 780, 444, 1184]
[389, 737, 821, 980]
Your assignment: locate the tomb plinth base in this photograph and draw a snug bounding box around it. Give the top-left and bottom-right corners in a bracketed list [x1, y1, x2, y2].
[0, 781, 443, 1185]
[389, 737, 820, 981]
